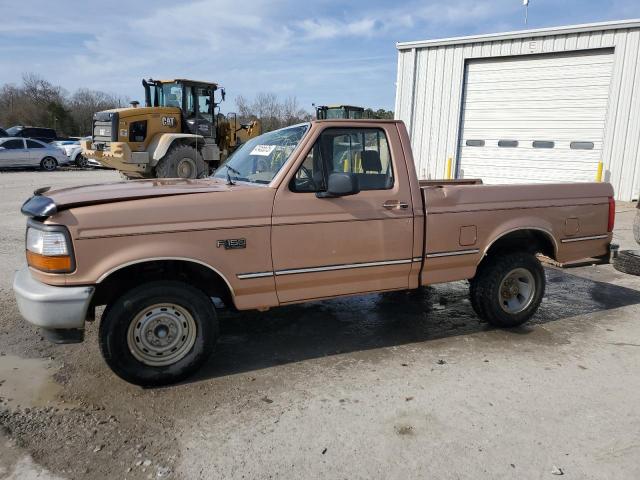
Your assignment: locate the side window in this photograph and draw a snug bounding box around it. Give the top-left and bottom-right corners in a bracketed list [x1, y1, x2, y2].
[330, 129, 393, 190]
[26, 140, 45, 148]
[291, 128, 394, 193]
[2, 139, 25, 149]
[290, 143, 327, 192]
[570, 141, 594, 150]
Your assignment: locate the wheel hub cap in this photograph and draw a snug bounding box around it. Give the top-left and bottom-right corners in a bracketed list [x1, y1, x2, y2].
[498, 268, 536, 314]
[127, 304, 197, 366]
[177, 158, 196, 178]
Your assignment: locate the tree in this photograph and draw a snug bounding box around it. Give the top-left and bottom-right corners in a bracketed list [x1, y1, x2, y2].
[70, 89, 126, 136]
[364, 108, 394, 119]
[234, 92, 312, 132]
[0, 73, 127, 136]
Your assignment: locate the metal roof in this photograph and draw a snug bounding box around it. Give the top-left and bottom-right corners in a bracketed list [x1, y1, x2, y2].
[397, 18, 640, 50]
[157, 79, 218, 86]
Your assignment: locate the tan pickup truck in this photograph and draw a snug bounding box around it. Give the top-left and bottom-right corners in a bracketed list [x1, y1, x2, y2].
[14, 120, 615, 386]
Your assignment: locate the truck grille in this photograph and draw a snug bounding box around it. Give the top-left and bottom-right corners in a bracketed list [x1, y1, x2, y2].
[93, 121, 113, 143]
[92, 111, 119, 146]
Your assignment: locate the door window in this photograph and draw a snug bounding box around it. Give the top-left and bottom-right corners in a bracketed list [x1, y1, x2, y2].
[1, 139, 25, 149]
[27, 140, 45, 148]
[291, 128, 393, 192]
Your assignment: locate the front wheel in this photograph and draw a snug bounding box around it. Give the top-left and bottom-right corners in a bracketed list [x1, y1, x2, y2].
[470, 252, 545, 328]
[40, 157, 58, 171]
[99, 281, 218, 386]
[75, 154, 90, 169]
[155, 145, 205, 179]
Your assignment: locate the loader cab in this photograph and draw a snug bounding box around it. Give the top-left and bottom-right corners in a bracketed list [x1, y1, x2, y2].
[315, 105, 365, 120]
[142, 78, 224, 140]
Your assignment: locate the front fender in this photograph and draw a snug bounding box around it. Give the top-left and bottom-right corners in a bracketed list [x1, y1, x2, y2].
[148, 133, 206, 163]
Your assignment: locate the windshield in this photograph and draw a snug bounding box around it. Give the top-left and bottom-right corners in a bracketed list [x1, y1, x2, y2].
[212, 124, 309, 185]
[6, 126, 23, 136]
[157, 82, 182, 108]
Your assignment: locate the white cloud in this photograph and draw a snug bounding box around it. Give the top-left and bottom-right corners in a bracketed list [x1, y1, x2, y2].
[2, 0, 639, 111]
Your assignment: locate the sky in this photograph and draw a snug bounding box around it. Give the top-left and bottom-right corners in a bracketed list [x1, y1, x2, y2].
[1, 0, 640, 113]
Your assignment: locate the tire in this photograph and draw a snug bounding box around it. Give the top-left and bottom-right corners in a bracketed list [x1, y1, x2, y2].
[469, 252, 545, 328]
[75, 154, 90, 169]
[99, 281, 218, 387]
[613, 250, 640, 276]
[469, 274, 487, 321]
[40, 157, 58, 171]
[155, 145, 205, 179]
[633, 209, 640, 245]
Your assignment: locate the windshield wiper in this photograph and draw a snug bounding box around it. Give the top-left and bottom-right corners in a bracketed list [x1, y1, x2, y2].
[221, 164, 242, 185]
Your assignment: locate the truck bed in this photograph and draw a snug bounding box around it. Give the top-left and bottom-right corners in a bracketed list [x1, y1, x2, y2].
[419, 182, 614, 285]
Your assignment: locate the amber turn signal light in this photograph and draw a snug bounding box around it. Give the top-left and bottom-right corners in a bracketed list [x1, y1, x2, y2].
[26, 250, 72, 273]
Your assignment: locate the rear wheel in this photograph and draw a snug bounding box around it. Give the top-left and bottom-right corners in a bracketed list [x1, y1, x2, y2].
[156, 145, 205, 179]
[470, 252, 545, 328]
[40, 157, 58, 171]
[99, 281, 218, 386]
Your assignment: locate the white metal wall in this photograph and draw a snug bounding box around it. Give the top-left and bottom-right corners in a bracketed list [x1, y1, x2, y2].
[395, 23, 640, 200]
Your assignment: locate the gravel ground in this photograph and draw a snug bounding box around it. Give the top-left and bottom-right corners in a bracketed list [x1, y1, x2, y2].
[0, 169, 639, 479]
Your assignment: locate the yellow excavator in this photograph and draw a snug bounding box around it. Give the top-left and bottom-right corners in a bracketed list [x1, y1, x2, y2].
[81, 78, 260, 178]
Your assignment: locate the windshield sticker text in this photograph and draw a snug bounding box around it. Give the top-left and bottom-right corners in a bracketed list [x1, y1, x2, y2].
[250, 145, 276, 156]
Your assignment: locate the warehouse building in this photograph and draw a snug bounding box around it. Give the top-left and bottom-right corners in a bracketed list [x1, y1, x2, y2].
[395, 19, 640, 201]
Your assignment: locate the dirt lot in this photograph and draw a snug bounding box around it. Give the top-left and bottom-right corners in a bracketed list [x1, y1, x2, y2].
[1, 169, 639, 479]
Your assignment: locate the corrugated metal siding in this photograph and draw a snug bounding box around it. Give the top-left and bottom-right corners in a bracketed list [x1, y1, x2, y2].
[396, 25, 640, 200]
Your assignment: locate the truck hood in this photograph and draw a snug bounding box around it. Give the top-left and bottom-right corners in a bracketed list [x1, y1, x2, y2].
[21, 178, 240, 218]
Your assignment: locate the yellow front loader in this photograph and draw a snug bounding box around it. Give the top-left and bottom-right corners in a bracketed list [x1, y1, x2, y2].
[82, 78, 260, 179]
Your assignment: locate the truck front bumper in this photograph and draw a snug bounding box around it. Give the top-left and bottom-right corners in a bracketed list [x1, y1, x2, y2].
[13, 267, 94, 344]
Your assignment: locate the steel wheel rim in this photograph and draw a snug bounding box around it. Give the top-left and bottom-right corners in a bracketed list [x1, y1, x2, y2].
[42, 158, 56, 170]
[176, 158, 196, 178]
[77, 155, 88, 168]
[498, 268, 536, 314]
[127, 303, 197, 367]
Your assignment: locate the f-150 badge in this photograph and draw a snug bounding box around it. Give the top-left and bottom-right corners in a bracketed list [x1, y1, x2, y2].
[217, 239, 246, 250]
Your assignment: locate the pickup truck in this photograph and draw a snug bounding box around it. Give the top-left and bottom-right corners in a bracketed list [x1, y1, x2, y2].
[13, 120, 615, 386]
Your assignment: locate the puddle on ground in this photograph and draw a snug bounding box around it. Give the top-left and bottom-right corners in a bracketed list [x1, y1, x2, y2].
[0, 355, 62, 409]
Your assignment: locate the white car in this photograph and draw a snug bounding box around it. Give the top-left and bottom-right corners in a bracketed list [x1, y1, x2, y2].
[54, 138, 102, 169]
[0, 137, 70, 171]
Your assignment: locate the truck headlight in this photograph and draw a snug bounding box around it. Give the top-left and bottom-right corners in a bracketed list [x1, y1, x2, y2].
[25, 224, 74, 273]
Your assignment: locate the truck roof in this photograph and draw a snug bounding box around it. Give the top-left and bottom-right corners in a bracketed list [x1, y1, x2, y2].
[312, 119, 400, 124]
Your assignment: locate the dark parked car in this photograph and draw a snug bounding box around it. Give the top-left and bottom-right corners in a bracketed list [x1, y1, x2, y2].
[0, 128, 7, 137]
[5, 126, 57, 143]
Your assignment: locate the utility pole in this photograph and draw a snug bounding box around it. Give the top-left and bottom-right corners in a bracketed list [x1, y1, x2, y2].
[523, 0, 530, 26]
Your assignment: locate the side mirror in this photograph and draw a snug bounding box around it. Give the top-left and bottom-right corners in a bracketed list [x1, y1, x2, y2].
[316, 172, 360, 198]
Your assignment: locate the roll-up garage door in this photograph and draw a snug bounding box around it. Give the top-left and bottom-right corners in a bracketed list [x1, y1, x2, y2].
[458, 50, 614, 184]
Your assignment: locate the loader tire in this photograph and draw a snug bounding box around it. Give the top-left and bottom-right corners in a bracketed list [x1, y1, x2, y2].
[156, 145, 205, 179]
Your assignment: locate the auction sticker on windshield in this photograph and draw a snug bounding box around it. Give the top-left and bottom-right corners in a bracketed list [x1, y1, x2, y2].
[250, 145, 276, 156]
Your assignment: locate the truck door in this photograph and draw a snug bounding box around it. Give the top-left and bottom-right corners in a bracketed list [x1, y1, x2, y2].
[271, 125, 414, 303]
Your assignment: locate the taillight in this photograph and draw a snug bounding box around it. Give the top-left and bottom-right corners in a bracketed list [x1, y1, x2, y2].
[608, 197, 615, 232]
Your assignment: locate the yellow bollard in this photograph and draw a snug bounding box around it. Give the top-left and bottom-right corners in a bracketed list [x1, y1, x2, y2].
[596, 161, 603, 182]
[445, 157, 453, 180]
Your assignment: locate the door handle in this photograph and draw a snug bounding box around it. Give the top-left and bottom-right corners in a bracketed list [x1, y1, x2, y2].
[383, 200, 409, 210]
